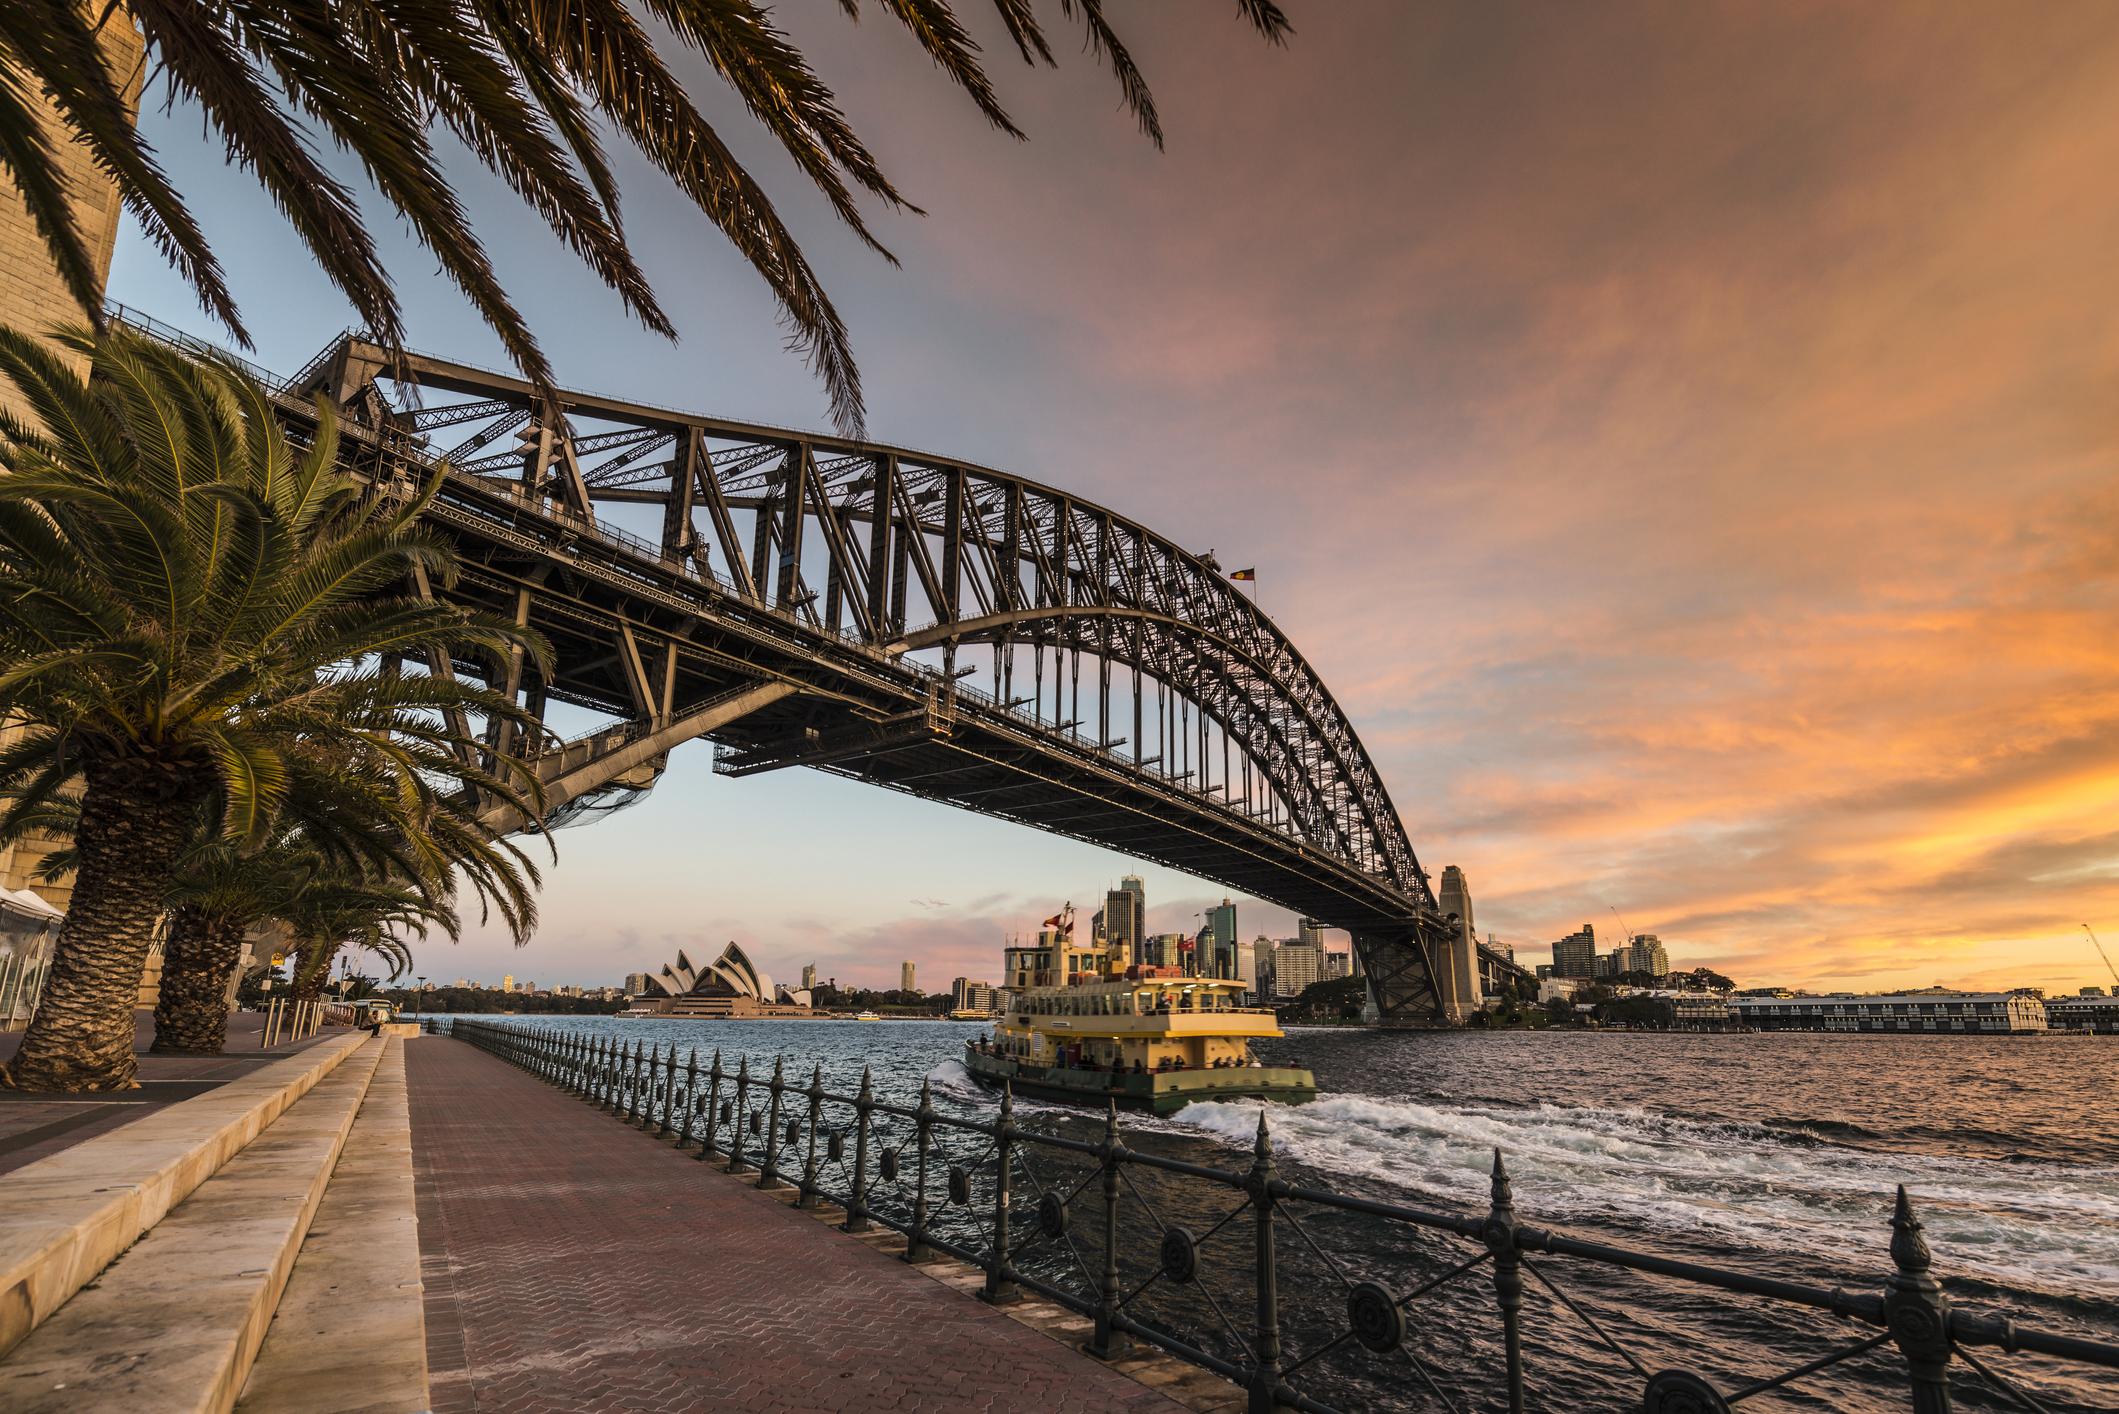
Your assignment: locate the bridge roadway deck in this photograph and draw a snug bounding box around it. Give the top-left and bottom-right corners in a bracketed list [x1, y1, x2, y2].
[405, 1036, 1188, 1413]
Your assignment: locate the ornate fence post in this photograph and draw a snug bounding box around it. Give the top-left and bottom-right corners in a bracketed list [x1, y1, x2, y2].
[601, 1038, 621, 1112]
[1884, 1187, 1955, 1412]
[677, 1049, 699, 1149]
[905, 1077, 936, 1264]
[759, 1057, 787, 1189]
[728, 1056, 752, 1175]
[1088, 1100, 1129, 1359]
[984, 1083, 1018, 1304]
[1247, 1112, 1283, 1414]
[844, 1067, 874, 1234]
[1485, 1151, 1526, 1414]
[798, 1064, 824, 1209]
[626, 1042, 649, 1126]
[699, 1050, 724, 1162]
[657, 1045, 680, 1139]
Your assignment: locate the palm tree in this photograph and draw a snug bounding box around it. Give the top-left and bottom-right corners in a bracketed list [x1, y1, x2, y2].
[0, 323, 549, 1091]
[4, 770, 542, 1055]
[282, 877, 454, 1004]
[0, 2, 1290, 433]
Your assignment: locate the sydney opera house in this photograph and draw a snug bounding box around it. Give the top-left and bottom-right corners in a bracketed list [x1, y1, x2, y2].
[622, 941, 813, 1018]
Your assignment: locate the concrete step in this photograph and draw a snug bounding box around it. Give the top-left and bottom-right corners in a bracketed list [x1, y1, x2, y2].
[0, 1035, 387, 1413]
[0, 1030, 369, 1357]
[238, 1036, 426, 1414]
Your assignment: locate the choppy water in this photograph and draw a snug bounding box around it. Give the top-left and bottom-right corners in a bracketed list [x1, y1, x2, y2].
[454, 1015, 2119, 1410]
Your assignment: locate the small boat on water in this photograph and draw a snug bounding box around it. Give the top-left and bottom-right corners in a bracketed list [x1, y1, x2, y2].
[961, 903, 1315, 1115]
[853, 1011, 882, 1021]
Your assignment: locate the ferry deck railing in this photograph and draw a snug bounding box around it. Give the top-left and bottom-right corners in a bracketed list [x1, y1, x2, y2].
[439, 1018, 2118, 1413]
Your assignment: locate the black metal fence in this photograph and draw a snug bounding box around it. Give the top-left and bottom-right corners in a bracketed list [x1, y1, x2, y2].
[440, 1019, 2116, 1412]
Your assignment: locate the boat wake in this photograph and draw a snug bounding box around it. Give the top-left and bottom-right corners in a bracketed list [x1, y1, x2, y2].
[1149, 1092, 2119, 1299]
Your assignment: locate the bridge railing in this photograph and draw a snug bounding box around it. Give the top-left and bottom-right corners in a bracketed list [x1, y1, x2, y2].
[440, 1019, 2116, 1413]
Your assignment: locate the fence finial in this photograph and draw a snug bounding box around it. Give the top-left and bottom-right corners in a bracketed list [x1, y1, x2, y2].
[1890, 1184, 1932, 1275]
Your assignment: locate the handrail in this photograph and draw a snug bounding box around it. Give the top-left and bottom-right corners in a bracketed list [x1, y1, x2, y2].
[440, 1018, 2118, 1413]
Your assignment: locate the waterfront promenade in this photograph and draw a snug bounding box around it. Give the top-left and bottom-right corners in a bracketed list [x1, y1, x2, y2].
[405, 1037, 1210, 1412]
[0, 1022, 1233, 1412]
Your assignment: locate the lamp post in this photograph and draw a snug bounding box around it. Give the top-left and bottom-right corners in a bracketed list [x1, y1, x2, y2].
[414, 975, 427, 1017]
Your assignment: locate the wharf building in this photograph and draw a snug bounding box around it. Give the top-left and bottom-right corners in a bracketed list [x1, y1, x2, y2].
[2044, 993, 2119, 1033]
[1727, 992, 2048, 1034]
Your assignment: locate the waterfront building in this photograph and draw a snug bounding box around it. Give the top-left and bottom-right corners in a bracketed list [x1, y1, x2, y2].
[952, 978, 1000, 1015]
[1538, 976, 1582, 1004]
[802, 963, 818, 990]
[901, 960, 916, 993]
[623, 972, 650, 995]
[1551, 925, 1597, 979]
[2045, 994, 2119, 1033]
[1298, 917, 1326, 949]
[502, 973, 514, 994]
[1324, 949, 1351, 981]
[1727, 992, 2048, 1034]
[1271, 941, 1325, 998]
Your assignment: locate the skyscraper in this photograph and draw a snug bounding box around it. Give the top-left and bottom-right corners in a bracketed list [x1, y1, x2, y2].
[901, 960, 916, 993]
[802, 963, 818, 990]
[1105, 875, 1145, 967]
[1208, 899, 1238, 978]
[502, 973, 515, 994]
[1551, 925, 1598, 979]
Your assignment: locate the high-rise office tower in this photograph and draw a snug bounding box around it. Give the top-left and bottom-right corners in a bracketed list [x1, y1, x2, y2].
[1208, 899, 1238, 978]
[802, 963, 818, 990]
[901, 960, 917, 993]
[1105, 875, 1145, 967]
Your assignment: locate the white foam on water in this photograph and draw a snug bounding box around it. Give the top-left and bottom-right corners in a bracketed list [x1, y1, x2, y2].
[1148, 1092, 2119, 1298]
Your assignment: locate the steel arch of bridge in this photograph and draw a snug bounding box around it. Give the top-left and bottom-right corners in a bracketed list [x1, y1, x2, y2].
[265, 330, 1513, 1021]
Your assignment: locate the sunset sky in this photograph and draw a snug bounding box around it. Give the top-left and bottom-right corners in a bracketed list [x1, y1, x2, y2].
[108, 2, 2119, 995]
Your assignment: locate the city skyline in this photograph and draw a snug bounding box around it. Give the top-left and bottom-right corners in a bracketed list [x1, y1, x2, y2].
[98, 2, 2119, 997]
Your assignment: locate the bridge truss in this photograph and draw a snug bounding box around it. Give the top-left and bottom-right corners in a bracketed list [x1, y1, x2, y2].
[256, 330, 1523, 1020]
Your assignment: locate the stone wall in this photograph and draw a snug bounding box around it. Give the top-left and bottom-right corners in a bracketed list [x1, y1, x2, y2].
[0, 7, 148, 911]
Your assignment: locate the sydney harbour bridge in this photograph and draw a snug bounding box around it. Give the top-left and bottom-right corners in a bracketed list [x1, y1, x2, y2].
[128, 310, 1525, 1022]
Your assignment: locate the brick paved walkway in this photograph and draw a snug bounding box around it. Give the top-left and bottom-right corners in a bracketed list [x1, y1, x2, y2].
[405, 1036, 1184, 1413]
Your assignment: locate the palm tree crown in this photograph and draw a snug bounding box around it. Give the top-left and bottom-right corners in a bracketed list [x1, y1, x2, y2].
[0, 322, 549, 1088]
[0, 1, 1290, 433]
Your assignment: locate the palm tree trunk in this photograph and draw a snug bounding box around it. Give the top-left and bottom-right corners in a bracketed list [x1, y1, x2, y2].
[4, 760, 204, 1091]
[150, 907, 247, 1056]
[290, 940, 338, 1002]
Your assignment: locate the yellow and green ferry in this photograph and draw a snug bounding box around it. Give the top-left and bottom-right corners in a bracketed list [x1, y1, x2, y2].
[961, 906, 1315, 1115]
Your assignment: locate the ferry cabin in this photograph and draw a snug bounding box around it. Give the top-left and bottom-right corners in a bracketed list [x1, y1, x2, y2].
[992, 976, 1277, 1073]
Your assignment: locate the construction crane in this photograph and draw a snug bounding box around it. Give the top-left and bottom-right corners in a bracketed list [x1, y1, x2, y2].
[2083, 924, 2119, 989]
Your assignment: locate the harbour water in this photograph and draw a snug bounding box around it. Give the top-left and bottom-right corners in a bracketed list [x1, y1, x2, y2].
[478, 1015, 2118, 1410]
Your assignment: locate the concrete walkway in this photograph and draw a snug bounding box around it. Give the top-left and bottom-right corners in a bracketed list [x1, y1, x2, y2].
[405, 1037, 1187, 1414]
